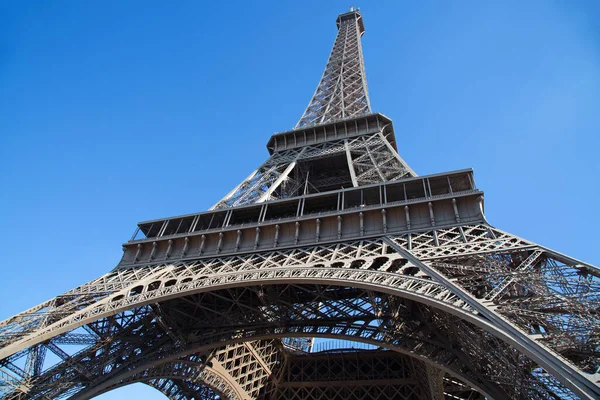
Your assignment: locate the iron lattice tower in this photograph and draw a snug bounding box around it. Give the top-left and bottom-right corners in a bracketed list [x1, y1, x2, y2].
[1, 9, 599, 400]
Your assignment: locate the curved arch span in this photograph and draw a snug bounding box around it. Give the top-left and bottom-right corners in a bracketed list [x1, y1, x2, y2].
[75, 332, 494, 400]
[1, 245, 596, 400]
[1, 265, 480, 357]
[1, 267, 589, 394]
[143, 378, 226, 400]
[92, 359, 243, 400]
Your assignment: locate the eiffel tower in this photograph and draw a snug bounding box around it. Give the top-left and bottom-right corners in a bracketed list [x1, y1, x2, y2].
[1, 8, 599, 400]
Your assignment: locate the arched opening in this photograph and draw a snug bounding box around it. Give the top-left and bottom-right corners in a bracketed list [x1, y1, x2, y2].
[94, 382, 166, 399]
[84, 335, 487, 400]
[128, 285, 144, 296]
[164, 279, 178, 287]
[349, 259, 365, 269]
[52, 281, 535, 400]
[3, 268, 589, 400]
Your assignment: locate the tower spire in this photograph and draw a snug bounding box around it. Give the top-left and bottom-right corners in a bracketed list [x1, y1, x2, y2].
[296, 10, 371, 128]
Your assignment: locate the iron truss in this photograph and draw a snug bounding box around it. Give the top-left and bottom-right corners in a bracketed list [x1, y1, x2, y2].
[211, 131, 414, 210]
[1, 7, 599, 400]
[296, 10, 371, 128]
[0, 225, 599, 398]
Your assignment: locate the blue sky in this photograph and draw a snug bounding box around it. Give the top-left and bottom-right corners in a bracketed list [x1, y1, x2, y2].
[1, 1, 599, 398]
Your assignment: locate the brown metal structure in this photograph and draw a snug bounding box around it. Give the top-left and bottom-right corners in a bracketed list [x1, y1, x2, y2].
[1, 8, 599, 400]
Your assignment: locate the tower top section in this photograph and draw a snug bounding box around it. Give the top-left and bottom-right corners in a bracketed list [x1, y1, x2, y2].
[295, 9, 371, 128]
[337, 9, 365, 35]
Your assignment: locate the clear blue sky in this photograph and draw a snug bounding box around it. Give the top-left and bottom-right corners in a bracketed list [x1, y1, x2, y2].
[1, 1, 599, 398]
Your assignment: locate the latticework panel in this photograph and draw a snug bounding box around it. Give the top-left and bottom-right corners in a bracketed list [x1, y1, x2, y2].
[211, 131, 413, 209]
[296, 10, 370, 128]
[276, 350, 428, 400]
[1, 226, 598, 399]
[347, 133, 413, 185]
[211, 340, 283, 399]
[146, 378, 225, 400]
[427, 248, 600, 376]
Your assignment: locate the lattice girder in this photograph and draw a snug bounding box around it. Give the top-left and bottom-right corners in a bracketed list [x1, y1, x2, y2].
[1, 226, 598, 398]
[276, 350, 449, 400]
[296, 10, 370, 128]
[4, 287, 502, 399]
[81, 341, 283, 400]
[146, 378, 223, 400]
[212, 127, 414, 209]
